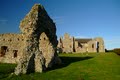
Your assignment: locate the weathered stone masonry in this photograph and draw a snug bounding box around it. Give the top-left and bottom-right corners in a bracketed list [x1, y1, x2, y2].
[57, 33, 105, 53]
[0, 3, 105, 75]
[0, 4, 61, 75]
[0, 34, 24, 63]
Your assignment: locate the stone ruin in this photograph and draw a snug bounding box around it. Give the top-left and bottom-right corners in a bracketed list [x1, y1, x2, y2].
[57, 33, 74, 53]
[57, 33, 105, 53]
[0, 4, 61, 75]
[0, 3, 106, 75]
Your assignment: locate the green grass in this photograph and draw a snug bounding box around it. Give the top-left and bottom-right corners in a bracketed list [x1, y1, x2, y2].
[0, 52, 120, 80]
[0, 63, 16, 79]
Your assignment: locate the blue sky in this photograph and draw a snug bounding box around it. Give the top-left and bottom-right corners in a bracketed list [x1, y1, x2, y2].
[0, 0, 120, 50]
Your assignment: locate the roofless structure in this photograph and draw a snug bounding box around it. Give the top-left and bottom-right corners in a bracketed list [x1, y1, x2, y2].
[57, 33, 105, 53]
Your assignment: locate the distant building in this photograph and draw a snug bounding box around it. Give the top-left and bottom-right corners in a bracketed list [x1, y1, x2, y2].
[57, 33, 105, 53]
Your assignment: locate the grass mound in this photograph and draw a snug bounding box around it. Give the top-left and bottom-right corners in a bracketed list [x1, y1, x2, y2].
[0, 52, 120, 80]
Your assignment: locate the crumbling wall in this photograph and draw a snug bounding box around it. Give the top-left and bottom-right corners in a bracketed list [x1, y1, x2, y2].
[87, 40, 96, 52]
[0, 34, 24, 63]
[62, 33, 74, 53]
[74, 41, 82, 53]
[94, 37, 105, 52]
[14, 4, 60, 75]
[0, 4, 61, 75]
[57, 33, 105, 53]
[57, 37, 63, 53]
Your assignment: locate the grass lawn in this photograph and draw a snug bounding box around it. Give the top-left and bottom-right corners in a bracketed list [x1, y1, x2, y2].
[0, 52, 120, 80]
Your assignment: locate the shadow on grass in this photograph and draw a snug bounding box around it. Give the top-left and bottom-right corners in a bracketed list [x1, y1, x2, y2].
[0, 64, 16, 79]
[47, 56, 93, 71]
[0, 56, 93, 79]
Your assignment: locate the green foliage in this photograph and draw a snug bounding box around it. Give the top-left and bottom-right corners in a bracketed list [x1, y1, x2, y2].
[105, 49, 114, 52]
[0, 53, 120, 80]
[113, 48, 120, 55]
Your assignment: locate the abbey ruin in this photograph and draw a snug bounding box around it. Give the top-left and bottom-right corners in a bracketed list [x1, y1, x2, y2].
[57, 33, 105, 53]
[0, 4, 105, 75]
[0, 4, 61, 75]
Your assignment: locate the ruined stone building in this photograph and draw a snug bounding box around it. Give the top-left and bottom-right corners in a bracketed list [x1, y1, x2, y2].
[57, 33, 105, 53]
[0, 34, 24, 63]
[0, 4, 61, 75]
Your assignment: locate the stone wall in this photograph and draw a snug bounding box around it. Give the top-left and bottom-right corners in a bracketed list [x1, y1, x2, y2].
[0, 33, 24, 63]
[0, 4, 61, 75]
[94, 37, 105, 52]
[58, 33, 74, 53]
[14, 4, 60, 75]
[87, 40, 96, 52]
[58, 33, 105, 53]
